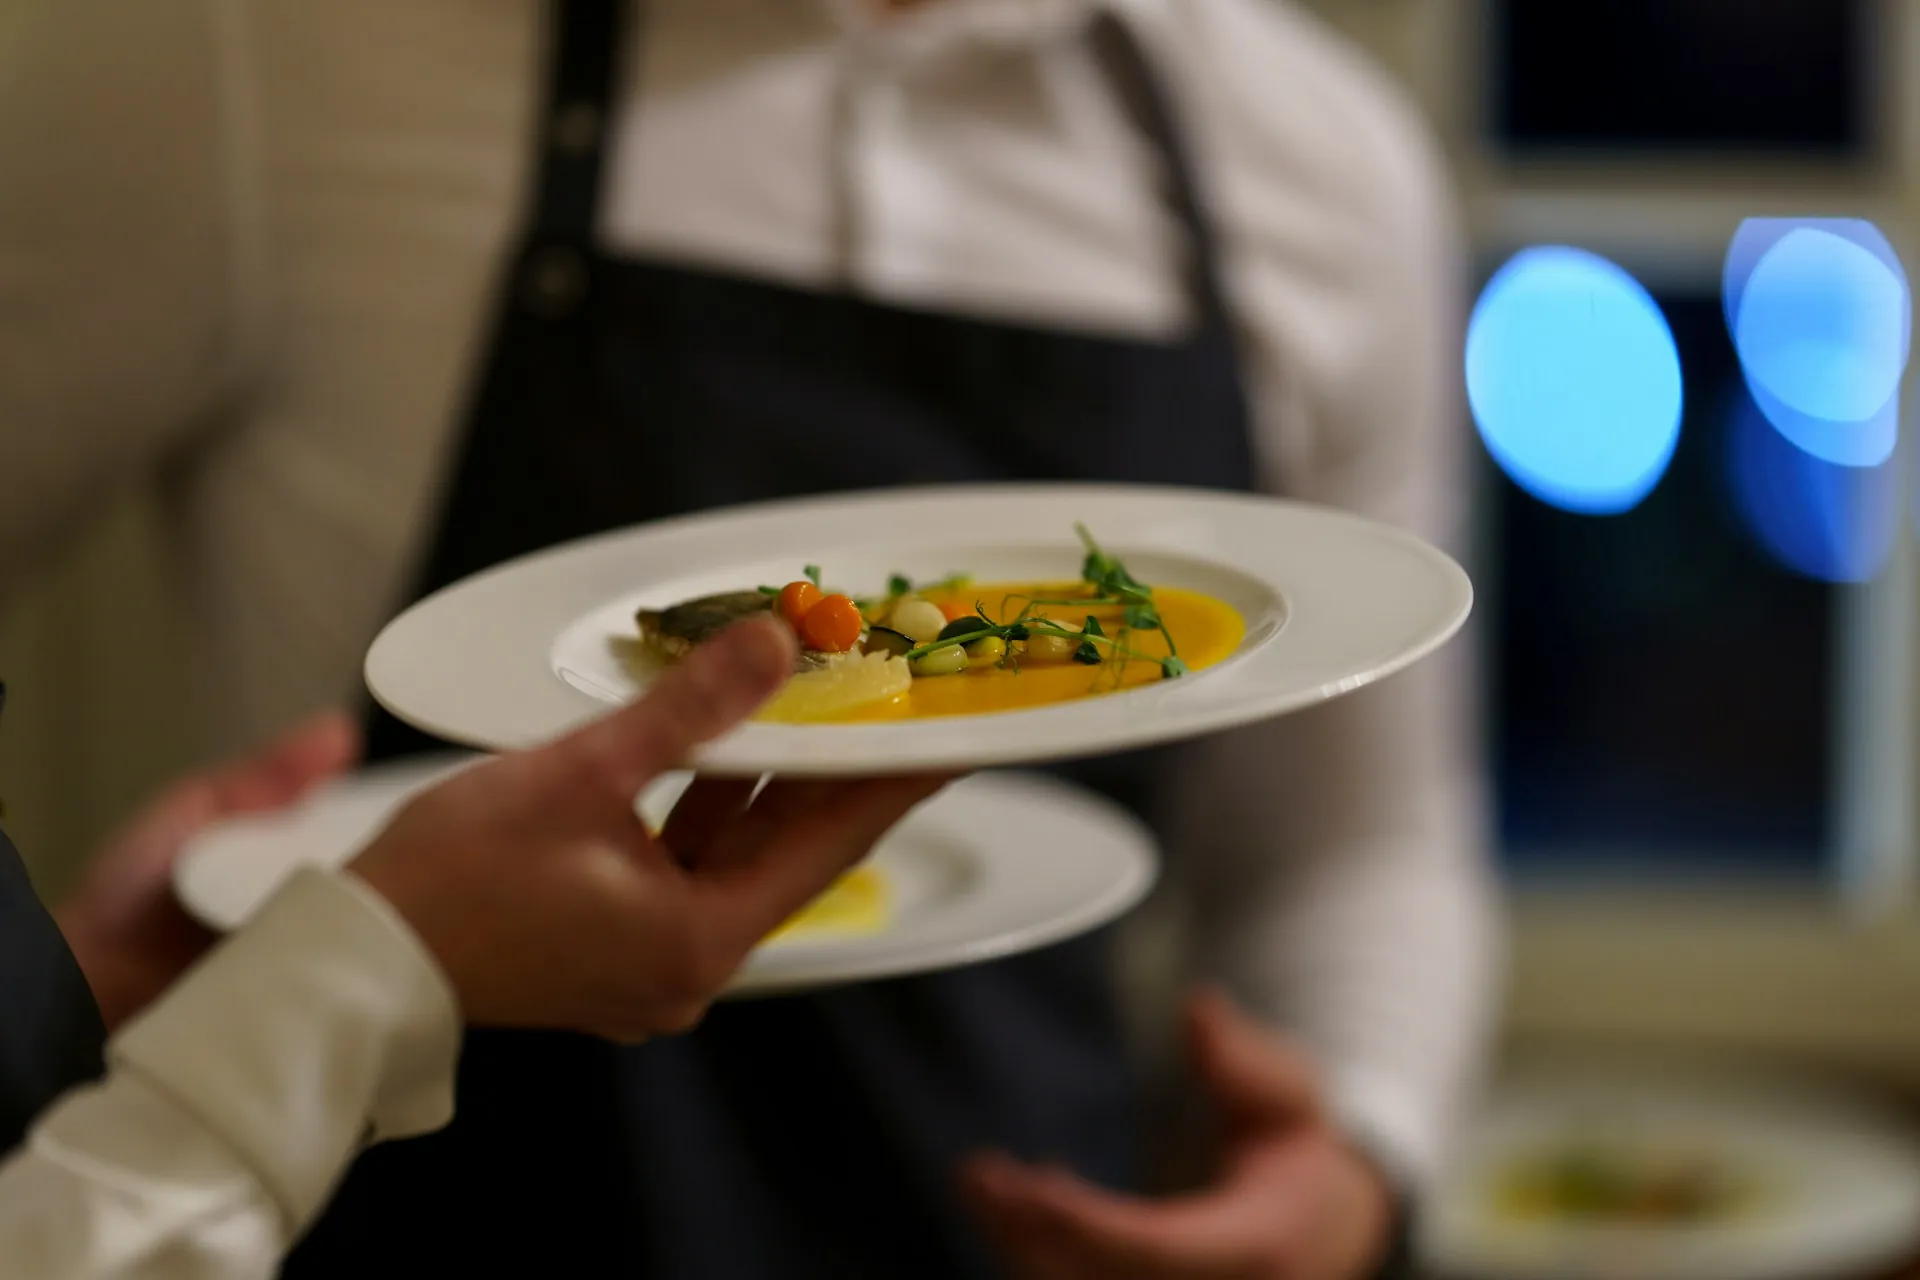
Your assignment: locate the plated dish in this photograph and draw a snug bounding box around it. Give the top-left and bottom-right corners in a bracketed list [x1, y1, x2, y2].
[1422, 1067, 1920, 1280]
[172, 757, 1160, 996]
[364, 484, 1473, 775]
[1489, 1135, 1766, 1229]
[634, 525, 1244, 724]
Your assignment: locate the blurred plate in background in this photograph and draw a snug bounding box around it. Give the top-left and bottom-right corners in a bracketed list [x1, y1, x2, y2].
[1422, 1064, 1920, 1280]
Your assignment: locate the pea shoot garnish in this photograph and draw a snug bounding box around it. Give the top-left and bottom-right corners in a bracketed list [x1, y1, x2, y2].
[888, 531, 1184, 681]
[752, 526, 1184, 681]
[1074, 615, 1105, 665]
[1075, 522, 1178, 661]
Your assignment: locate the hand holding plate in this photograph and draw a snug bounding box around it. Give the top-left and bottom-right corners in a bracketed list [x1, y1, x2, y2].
[349, 615, 949, 1040]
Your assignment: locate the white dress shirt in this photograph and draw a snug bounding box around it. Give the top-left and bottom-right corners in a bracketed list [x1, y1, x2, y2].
[601, 0, 1500, 1187]
[0, 0, 1499, 1252]
[0, 870, 459, 1278]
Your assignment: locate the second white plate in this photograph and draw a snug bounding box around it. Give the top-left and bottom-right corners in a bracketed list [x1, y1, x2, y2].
[172, 755, 1160, 997]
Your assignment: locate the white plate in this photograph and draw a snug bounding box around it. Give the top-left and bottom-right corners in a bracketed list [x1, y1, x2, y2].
[172, 754, 1159, 997]
[1421, 1065, 1920, 1280]
[363, 483, 1471, 775]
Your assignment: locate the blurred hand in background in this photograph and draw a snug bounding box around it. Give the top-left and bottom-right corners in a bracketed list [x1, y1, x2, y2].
[55, 712, 361, 1030]
[967, 989, 1392, 1280]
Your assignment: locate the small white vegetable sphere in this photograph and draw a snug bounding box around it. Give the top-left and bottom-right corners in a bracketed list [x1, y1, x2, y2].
[889, 599, 948, 646]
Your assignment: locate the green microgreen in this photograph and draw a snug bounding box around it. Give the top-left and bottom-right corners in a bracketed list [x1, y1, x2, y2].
[902, 626, 1001, 661]
[898, 615, 1172, 675]
[751, 529, 1182, 680]
[1075, 522, 1178, 660]
[854, 571, 973, 612]
[1074, 615, 1106, 665]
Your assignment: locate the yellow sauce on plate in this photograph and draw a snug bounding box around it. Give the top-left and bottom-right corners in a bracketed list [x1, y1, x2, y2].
[836, 580, 1244, 723]
[765, 866, 890, 942]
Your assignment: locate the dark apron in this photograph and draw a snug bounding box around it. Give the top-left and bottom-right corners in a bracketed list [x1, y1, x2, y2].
[292, 2, 1257, 1275]
[0, 689, 108, 1156]
[0, 829, 105, 1156]
[0, 826, 104, 1156]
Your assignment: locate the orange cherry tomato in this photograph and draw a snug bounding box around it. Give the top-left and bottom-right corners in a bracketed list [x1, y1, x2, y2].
[938, 600, 974, 622]
[777, 581, 823, 630]
[800, 594, 864, 653]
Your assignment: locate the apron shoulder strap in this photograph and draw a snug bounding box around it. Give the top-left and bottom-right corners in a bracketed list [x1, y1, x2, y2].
[1085, 11, 1236, 332]
[527, 0, 632, 246]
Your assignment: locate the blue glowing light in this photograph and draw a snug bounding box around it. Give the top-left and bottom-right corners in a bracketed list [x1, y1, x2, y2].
[1725, 387, 1898, 584]
[1467, 246, 1684, 515]
[1724, 219, 1910, 468]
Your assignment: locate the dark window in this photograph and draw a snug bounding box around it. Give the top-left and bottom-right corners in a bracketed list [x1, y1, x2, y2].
[1485, 291, 1839, 884]
[1491, 0, 1869, 157]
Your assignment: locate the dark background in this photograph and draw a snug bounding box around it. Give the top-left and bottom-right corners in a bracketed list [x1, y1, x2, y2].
[1484, 290, 1840, 885]
[1491, 0, 1869, 156]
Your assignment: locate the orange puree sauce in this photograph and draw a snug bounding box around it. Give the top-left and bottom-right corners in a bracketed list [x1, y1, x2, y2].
[838, 580, 1244, 723]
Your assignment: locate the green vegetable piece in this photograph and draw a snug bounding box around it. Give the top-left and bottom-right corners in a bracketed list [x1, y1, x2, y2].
[965, 635, 1007, 664]
[865, 626, 914, 659]
[910, 645, 968, 677]
[937, 617, 984, 644]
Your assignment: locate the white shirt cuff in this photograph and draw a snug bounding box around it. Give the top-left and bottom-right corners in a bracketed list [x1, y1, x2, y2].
[1324, 1064, 1445, 1198]
[105, 868, 461, 1231]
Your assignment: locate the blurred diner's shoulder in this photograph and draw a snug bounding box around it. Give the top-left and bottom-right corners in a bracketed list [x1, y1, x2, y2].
[1149, 0, 1462, 255]
[1140, 0, 1467, 499]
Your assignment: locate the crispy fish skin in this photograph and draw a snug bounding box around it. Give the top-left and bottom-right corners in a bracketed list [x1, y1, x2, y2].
[636, 591, 773, 644]
[635, 591, 836, 672]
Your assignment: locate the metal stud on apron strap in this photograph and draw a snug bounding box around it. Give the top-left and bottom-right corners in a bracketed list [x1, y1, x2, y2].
[301, 2, 1412, 1276]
